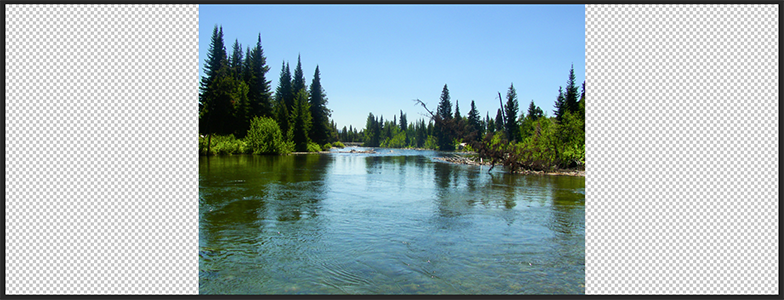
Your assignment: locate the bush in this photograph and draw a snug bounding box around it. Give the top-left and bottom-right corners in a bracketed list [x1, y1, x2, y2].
[246, 116, 291, 155]
[199, 134, 247, 156]
[332, 141, 346, 148]
[323, 143, 332, 150]
[307, 142, 322, 152]
[422, 135, 438, 150]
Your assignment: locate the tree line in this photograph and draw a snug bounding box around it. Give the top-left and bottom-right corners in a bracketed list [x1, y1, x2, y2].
[199, 25, 338, 154]
[359, 65, 585, 170]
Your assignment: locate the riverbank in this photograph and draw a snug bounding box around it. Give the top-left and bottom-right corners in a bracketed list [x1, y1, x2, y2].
[433, 155, 585, 177]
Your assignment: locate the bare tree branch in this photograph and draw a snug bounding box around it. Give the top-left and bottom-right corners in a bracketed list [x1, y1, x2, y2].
[413, 99, 435, 118]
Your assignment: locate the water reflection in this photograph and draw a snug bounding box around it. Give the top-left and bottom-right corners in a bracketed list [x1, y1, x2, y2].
[199, 155, 334, 293]
[200, 151, 584, 294]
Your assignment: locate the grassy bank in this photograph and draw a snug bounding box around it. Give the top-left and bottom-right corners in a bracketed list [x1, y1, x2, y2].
[199, 134, 344, 156]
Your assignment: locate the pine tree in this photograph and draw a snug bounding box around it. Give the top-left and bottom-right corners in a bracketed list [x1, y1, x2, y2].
[290, 89, 312, 152]
[199, 25, 228, 137]
[436, 84, 452, 120]
[504, 83, 520, 142]
[274, 61, 293, 139]
[243, 46, 253, 84]
[308, 65, 330, 145]
[248, 34, 272, 118]
[467, 100, 481, 141]
[527, 100, 544, 121]
[554, 86, 566, 121]
[229, 39, 243, 79]
[435, 84, 454, 150]
[565, 64, 580, 115]
[495, 109, 504, 133]
[200, 25, 226, 95]
[487, 112, 495, 134]
[454, 99, 461, 120]
[400, 110, 407, 132]
[204, 66, 240, 136]
[291, 54, 306, 95]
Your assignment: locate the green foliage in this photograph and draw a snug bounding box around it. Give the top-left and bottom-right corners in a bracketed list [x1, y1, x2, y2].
[199, 134, 249, 156]
[381, 130, 407, 148]
[504, 83, 520, 142]
[291, 89, 313, 152]
[494, 109, 504, 133]
[306, 142, 322, 152]
[467, 100, 482, 142]
[291, 55, 306, 97]
[199, 26, 333, 156]
[332, 141, 346, 148]
[435, 84, 456, 151]
[422, 135, 438, 150]
[245, 116, 291, 155]
[309, 65, 331, 145]
[248, 34, 273, 119]
[436, 84, 452, 120]
[526, 100, 544, 121]
[323, 143, 332, 150]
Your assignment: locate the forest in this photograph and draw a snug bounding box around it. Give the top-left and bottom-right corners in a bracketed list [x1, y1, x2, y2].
[199, 25, 340, 155]
[199, 25, 585, 172]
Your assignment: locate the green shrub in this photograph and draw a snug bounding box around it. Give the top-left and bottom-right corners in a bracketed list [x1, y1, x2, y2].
[200, 134, 246, 155]
[332, 141, 345, 148]
[323, 143, 332, 150]
[422, 135, 438, 150]
[307, 142, 322, 152]
[246, 116, 291, 155]
[382, 131, 407, 148]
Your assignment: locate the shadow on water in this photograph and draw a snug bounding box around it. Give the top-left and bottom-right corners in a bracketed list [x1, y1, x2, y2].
[199, 154, 334, 293]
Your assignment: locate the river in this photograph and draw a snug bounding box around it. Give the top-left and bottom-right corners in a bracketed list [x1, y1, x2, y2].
[199, 147, 585, 294]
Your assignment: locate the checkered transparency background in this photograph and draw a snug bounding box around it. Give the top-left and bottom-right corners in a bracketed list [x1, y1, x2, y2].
[3, 3, 779, 296]
[5, 5, 199, 294]
[585, 4, 778, 295]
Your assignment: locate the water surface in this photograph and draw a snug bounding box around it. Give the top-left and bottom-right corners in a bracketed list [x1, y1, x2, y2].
[199, 148, 585, 294]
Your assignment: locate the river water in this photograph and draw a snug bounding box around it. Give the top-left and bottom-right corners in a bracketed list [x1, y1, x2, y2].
[199, 148, 584, 294]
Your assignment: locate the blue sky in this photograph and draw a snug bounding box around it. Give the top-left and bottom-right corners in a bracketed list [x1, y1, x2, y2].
[199, 4, 585, 131]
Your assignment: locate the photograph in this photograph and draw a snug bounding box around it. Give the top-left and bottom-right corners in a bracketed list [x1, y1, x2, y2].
[198, 4, 586, 294]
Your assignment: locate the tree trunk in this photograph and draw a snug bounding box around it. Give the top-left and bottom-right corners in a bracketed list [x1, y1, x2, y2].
[207, 133, 212, 156]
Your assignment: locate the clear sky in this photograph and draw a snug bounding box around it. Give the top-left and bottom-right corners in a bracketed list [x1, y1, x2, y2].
[199, 4, 585, 131]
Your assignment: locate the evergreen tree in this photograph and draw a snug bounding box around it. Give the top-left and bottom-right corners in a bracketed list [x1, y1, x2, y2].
[199, 25, 228, 136]
[233, 80, 251, 138]
[486, 112, 494, 134]
[504, 83, 520, 142]
[274, 61, 293, 136]
[467, 100, 481, 141]
[290, 89, 312, 152]
[275, 61, 294, 111]
[495, 109, 504, 133]
[203, 65, 240, 136]
[436, 84, 452, 120]
[243, 46, 253, 84]
[308, 65, 330, 145]
[435, 84, 454, 150]
[200, 25, 226, 95]
[454, 99, 461, 120]
[527, 100, 544, 121]
[554, 86, 566, 121]
[364, 113, 377, 147]
[565, 64, 580, 115]
[248, 34, 272, 118]
[229, 39, 243, 79]
[291, 54, 306, 95]
[400, 110, 407, 132]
